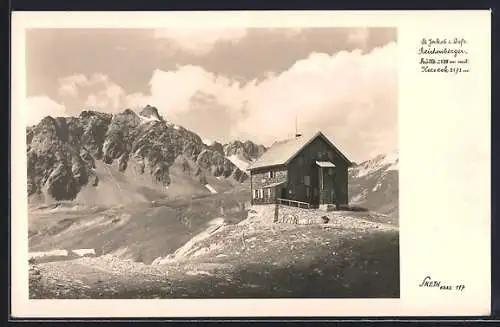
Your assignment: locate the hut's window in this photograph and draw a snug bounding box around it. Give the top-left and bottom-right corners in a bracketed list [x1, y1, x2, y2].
[304, 175, 310, 186]
[328, 151, 334, 160]
[266, 188, 271, 198]
[253, 189, 264, 199]
[328, 168, 334, 176]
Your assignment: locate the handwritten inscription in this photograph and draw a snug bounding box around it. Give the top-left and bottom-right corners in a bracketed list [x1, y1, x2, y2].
[418, 37, 470, 74]
[418, 276, 465, 291]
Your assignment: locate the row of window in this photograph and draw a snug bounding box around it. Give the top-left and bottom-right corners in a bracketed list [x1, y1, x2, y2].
[258, 170, 334, 189]
[253, 187, 333, 201]
[266, 171, 276, 178]
[253, 188, 271, 199]
[253, 186, 345, 201]
[262, 168, 334, 181]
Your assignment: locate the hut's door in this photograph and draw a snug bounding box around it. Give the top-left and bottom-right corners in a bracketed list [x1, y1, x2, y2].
[319, 166, 336, 205]
[318, 167, 325, 204]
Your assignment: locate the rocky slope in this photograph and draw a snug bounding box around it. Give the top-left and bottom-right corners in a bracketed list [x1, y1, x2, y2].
[29, 207, 399, 299]
[223, 140, 267, 172]
[27, 105, 248, 204]
[348, 150, 399, 219]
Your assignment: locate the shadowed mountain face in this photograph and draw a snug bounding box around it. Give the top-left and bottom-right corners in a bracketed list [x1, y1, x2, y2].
[26, 106, 250, 204]
[348, 151, 399, 219]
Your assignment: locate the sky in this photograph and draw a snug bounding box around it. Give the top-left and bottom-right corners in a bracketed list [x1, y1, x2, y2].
[25, 27, 397, 162]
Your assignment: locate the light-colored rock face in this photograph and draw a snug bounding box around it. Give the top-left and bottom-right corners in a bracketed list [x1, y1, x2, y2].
[223, 140, 267, 162]
[221, 140, 267, 176]
[139, 105, 163, 122]
[348, 151, 399, 218]
[241, 205, 277, 225]
[26, 107, 248, 203]
[243, 204, 324, 225]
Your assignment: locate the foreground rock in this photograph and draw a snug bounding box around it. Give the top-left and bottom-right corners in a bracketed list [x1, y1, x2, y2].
[30, 210, 399, 299]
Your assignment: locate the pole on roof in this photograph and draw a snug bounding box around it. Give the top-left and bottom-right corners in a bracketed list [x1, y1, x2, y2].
[295, 114, 301, 138]
[295, 114, 297, 135]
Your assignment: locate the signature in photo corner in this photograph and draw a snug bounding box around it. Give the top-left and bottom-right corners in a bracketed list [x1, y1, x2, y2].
[418, 276, 465, 291]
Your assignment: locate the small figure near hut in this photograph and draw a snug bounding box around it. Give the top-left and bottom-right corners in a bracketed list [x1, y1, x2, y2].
[247, 131, 352, 210]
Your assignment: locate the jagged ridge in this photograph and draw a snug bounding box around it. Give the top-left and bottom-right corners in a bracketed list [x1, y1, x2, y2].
[223, 140, 267, 162]
[27, 106, 248, 203]
[222, 140, 267, 172]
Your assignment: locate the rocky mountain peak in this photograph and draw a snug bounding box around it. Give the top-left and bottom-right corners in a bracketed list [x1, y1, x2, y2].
[204, 141, 222, 155]
[139, 105, 163, 122]
[79, 110, 113, 120]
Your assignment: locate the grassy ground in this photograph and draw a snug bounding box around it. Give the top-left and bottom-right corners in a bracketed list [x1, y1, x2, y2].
[28, 191, 250, 264]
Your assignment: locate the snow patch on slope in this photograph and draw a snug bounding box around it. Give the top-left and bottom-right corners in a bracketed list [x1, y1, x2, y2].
[138, 114, 160, 124]
[152, 218, 225, 264]
[72, 248, 96, 257]
[350, 189, 368, 203]
[29, 249, 69, 260]
[227, 155, 251, 172]
[351, 150, 399, 178]
[204, 184, 218, 194]
[381, 150, 399, 171]
[202, 138, 214, 146]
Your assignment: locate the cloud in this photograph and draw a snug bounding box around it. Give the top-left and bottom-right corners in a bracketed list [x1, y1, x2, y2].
[50, 41, 397, 161]
[25, 96, 67, 126]
[153, 28, 247, 56]
[85, 80, 126, 111]
[57, 74, 89, 97]
[126, 66, 244, 118]
[57, 73, 127, 112]
[125, 42, 397, 161]
[234, 43, 397, 160]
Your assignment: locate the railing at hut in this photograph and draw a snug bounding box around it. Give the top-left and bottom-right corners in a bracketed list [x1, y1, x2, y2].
[276, 198, 312, 209]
